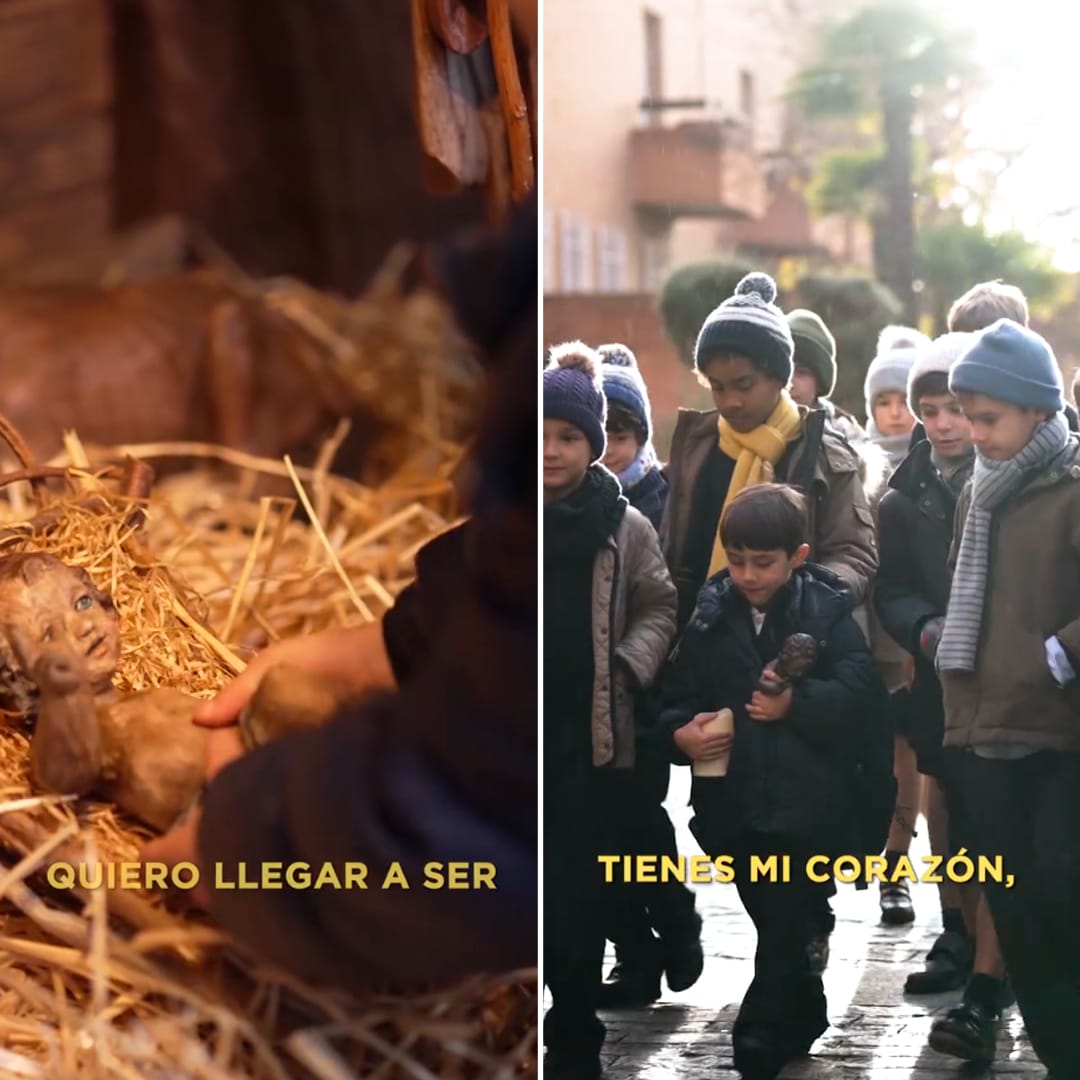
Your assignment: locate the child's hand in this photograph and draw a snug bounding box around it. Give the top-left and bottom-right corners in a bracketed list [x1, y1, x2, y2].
[138, 727, 246, 909]
[747, 673, 793, 722]
[674, 712, 734, 761]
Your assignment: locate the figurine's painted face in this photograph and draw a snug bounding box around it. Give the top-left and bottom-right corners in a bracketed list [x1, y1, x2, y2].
[0, 553, 119, 709]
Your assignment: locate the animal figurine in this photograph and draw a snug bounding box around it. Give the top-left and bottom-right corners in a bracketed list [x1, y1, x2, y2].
[756, 633, 819, 696]
[0, 271, 362, 468]
[0, 551, 354, 831]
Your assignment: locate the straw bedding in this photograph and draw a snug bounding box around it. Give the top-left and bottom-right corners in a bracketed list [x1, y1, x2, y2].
[0, 320, 537, 1078]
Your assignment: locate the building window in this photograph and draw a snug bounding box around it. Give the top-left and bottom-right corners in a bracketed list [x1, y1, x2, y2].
[559, 213, 592, 293]
[644, 11, 662, 126]
[597, 227, 627, 293]
[641, 234, 669, 291]
[739, 70, 755, 129]
[544, 208, 555, 291]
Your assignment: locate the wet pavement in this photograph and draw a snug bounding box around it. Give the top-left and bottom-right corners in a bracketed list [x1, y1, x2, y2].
[593, 769, 1046, 1079]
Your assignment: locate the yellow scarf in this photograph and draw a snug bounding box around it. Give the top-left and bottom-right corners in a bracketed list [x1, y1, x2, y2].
[708, 393, 803, 576]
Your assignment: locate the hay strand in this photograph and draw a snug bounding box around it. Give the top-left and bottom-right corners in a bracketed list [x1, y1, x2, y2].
[0, 423, 535, 1078]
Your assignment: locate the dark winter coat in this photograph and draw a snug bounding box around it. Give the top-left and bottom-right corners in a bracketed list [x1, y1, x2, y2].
[624, 466, 668, 533]
[197, 195, 537, 995]
[941, 435, 1080, 753]
[659, 563, 887, 853]
[545, 463, 677, 771]
[873, 439, 967, 774]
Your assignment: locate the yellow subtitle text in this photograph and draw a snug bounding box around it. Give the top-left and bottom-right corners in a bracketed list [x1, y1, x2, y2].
[45, 861, 498, 891]
[598, 851, 1014, 888]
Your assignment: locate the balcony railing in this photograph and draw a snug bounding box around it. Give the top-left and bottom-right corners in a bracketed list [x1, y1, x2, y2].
[628, 117, 766, 221]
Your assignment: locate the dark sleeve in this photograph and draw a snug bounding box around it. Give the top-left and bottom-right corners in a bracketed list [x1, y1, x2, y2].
[196, 194, 537, 995]
[873, 492, 938, 654]
[786, 613, 886, 757]
[657, 630, 713, 766]
[199, 556, 536, 993]
[381, 523, 470, 684]
[381, 583, 421, 683]
[812, 445, 879, 605]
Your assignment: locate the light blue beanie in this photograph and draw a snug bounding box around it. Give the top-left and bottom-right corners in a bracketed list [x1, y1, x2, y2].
[949, 319, 1063, 413]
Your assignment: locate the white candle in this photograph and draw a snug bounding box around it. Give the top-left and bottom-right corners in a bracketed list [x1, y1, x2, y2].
[692, 708, 734, 778]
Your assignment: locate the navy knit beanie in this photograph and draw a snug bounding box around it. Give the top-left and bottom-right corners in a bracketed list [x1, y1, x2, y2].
[693, 272, 794, 384]
[598, 343, 652, 441]
[543, 341, 607, 461]
[949, 319, 1063, 414]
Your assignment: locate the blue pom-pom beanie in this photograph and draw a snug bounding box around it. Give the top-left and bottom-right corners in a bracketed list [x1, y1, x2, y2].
[598, 343, 652, 441]
[543, 341, 607, 461]
[949, 319, 1064, 414]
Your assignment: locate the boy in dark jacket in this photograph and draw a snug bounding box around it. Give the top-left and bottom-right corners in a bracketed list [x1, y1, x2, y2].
[594, 340, 702, 1008]
[661, 483, 885, 1080]
[875, 332, 1014, 1061]
[932, 320, 1080, 1078]
[598, 343, 668, 529]
[543, 341, 677, 1080]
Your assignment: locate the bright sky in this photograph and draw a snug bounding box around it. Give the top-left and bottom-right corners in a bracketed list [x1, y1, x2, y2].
[943, 0, 1080, 268]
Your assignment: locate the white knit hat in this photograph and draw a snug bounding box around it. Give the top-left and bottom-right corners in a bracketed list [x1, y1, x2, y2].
[906, 332, 976, 417]
[864, 325, 932, 418]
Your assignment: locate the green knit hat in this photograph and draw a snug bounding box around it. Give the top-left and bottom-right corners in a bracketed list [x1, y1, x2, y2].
[787, 309, 837, 398]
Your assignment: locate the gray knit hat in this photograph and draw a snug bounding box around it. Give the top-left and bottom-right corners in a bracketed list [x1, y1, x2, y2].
[907, 332, 976, 417]
[693, 272, 794, 383]
[864, 325, 931, 418]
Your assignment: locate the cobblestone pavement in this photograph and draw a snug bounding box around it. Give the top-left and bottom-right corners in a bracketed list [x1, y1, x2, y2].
[591, 769, 1046, 1079]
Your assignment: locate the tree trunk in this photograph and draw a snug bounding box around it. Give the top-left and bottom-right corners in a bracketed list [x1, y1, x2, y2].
[874, 85, 917, 323]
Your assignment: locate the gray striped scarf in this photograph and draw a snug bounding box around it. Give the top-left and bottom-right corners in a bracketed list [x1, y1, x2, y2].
[937, 412, 1070, 672]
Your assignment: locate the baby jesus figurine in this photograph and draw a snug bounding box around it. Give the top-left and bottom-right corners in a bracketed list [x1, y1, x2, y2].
[0, 552, 354, 832]
[756, 633, 819, 696]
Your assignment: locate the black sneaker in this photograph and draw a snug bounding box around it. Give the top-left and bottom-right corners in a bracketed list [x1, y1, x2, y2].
[652, 905, 704, 993]
[880, 880, 915, 925]
[928, 999, 999, 1064]
[595, 955, 662, 1008]
[544, 1012, 604, 1080]
[544, 1045, 603, 1080]
[905, 929, 973, 993]
[661, 932, 704, 993]
[732, 1029, 786, 1080]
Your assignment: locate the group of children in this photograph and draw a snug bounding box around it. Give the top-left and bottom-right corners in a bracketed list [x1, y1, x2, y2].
[543, 272, 1080, 1080]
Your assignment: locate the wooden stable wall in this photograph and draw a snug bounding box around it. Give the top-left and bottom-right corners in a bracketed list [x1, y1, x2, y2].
[110, 0, 488, 294]
[0, 0, 112, 276]
[0, 0, 496, 293]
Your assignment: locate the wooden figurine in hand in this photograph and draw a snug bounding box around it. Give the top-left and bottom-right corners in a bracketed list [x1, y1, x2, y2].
[756, 633, 819, 696]
[0, 552, 355, 832]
